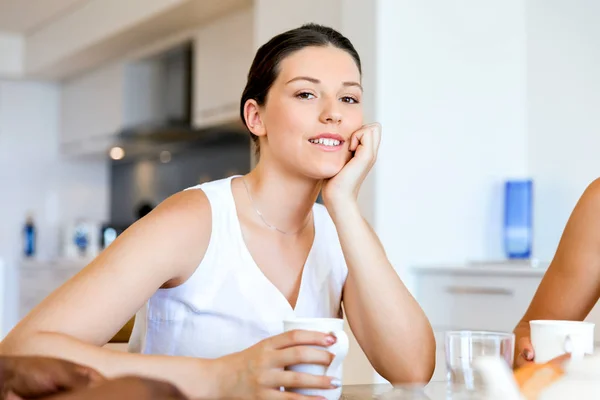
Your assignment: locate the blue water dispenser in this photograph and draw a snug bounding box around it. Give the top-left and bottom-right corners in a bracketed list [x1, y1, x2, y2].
[504, 179, 533, 259]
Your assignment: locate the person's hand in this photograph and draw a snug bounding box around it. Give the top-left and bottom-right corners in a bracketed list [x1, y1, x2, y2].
[514, 323, 535, 368]
[516, 336, 535, 367]
[322, 123, 382, 212]
[216, 330, 341, 399]
[38, 377, 187, 400]
[1, 356, 104, 400]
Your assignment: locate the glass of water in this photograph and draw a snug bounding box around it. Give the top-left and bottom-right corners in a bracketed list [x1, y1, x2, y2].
[445, 331, 515, 391]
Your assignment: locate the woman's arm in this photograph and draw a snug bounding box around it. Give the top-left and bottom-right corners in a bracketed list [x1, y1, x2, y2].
[328, 202, 435, 384]
[322, 123, 435, 384]
[514, 178, 600, 366]
[0, 190, 221, 397]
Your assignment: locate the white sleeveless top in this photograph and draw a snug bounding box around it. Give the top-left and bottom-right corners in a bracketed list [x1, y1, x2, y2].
[128, 176, 348, 357]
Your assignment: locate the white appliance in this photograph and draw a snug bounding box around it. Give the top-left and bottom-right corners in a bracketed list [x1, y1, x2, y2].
[61, 220, 101, 260]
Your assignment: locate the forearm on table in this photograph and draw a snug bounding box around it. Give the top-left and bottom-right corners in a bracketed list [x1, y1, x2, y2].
[0, 332, 221, 399]
[331, 203, 435, 383]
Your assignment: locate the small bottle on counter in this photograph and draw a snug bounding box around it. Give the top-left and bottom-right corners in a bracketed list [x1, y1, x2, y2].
[23, 213, 36, 257]
[504, 179, 533, 259]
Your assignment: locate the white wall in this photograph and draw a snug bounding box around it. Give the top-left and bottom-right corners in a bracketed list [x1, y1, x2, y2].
[0, 32, 23, 77]
[527, 0, 600, 261]
[376, 0, 528, 282]
[0, 80, 109, 335]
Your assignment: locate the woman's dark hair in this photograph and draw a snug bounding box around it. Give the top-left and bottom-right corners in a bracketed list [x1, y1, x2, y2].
[240, 23, 361, 156]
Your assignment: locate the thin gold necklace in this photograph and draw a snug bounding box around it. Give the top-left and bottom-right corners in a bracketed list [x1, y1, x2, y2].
[241, 177, 311, 235]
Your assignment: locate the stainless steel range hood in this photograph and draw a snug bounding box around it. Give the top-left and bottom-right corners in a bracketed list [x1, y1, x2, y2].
[110, 41, 248, 160]
[113, 119, 248, 161]
[60, 37, 248, 160]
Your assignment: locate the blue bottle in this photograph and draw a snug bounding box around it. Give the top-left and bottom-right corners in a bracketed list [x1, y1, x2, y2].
[23, 214, 36, 257]
[74, 223, 89, 256]
[504, 180, 533, 259]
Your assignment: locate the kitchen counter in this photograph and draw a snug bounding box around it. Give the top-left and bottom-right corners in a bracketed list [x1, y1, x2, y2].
[20, 257, 91, 270]
[411, 260, 549, 277]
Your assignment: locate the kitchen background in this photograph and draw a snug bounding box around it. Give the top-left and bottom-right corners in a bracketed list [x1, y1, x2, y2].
[1, 0, 599, 385]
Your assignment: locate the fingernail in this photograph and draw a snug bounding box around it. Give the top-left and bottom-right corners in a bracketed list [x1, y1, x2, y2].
[330, 378, 342, 388]
[524, 349, 533, 360]
[325, 334, 336, 345]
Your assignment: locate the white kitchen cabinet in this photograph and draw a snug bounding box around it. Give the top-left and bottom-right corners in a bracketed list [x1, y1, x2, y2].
[413, 264, 600, 381]
[193, 7, 254, 128]
[60, 62, 125, 156]
[416, 271, 543, 333]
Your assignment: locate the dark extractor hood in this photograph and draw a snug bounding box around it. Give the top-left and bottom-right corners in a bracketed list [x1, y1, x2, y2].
[112, 41, 248, 160]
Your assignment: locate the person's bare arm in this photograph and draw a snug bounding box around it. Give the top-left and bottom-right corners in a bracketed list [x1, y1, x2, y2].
[0, 190, 220, 397]
[514, 179, 600, 366]
[331, 204, 435, 384]
[0, 355, 104, 399]
[322, 123, 435, 384]
[42, 377, 188, 400]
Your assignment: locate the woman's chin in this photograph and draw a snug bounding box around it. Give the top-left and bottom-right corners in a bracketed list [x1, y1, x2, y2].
[303, 163, 345, 180]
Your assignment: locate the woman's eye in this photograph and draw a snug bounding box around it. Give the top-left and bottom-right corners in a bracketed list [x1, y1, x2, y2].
[296, 92, 315, 100]
[341, 96, 359, 104]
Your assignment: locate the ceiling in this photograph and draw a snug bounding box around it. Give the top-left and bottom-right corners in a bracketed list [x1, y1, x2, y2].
[0, 0, 87, 34]
[0, 0, 251, 79]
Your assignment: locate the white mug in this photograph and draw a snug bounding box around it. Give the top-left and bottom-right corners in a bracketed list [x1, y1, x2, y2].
[530, 320, 595, 363]
[282, 317, 349, 400]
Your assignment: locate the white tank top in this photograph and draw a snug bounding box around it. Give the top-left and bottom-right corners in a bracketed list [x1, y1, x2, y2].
[128, 176, 348, 357]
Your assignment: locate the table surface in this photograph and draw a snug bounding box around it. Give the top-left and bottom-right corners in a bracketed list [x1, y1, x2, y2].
[341, 383, 456, 400]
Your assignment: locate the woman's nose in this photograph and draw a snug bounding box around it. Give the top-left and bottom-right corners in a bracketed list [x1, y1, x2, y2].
[320, 101, 342, 124]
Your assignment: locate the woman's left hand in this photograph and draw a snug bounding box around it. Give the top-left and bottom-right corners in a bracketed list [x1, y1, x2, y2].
[322, 122, 382, 211]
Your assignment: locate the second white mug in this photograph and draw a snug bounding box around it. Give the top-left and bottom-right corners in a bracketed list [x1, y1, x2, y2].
[530, 320, 595, 363]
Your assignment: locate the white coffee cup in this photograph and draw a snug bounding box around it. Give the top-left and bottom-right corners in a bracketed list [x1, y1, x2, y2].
[530, 320, 595, 363]
[282, 317, 349, 400]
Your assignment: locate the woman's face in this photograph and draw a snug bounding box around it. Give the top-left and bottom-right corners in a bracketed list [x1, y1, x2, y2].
[256, 45, 364, 179]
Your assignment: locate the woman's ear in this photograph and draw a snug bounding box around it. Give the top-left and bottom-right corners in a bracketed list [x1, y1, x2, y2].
[244, 99, 266, 138]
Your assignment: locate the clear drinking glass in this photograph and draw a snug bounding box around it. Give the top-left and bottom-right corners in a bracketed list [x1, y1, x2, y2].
[445, 331, 515, 391]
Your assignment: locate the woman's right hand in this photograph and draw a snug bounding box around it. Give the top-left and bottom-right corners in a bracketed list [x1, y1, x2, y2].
[514, 322, 535, 368]
[216, 330, 341, 399]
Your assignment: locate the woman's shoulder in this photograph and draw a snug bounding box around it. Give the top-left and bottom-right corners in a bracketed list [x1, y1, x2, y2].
[138, 189, 213, 285]
[584, 178, 600, 201]
[573, 178, 600, 216]
[155, 176, 237, 251]
[156, 187, 211, 222]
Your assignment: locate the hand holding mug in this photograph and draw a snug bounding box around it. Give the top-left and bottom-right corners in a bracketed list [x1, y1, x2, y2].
[216, 329, 341, 400]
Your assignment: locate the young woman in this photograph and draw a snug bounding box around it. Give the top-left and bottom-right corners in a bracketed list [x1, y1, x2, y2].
[514, 178, 600, 367]
[0, 24, 435, 398]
